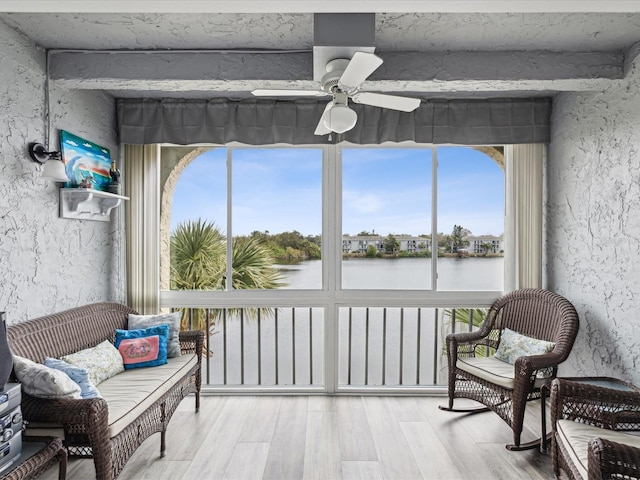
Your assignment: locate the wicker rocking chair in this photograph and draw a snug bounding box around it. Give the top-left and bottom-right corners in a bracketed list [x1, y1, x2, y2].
[439, 288, 579, 450]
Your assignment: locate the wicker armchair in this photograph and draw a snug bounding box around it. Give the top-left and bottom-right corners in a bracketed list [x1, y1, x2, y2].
[551, 378, 640, 480]
[439, 288, 579, 449]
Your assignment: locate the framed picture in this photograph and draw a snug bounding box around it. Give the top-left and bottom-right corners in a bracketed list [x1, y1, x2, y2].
[59, 130, 111, 191]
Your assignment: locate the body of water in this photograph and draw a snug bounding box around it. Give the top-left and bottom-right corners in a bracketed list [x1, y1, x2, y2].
[276, 256, 503, 290]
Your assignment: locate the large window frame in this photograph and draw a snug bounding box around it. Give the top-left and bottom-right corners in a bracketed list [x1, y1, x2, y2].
[126, 141, 542, 393]
[158, 141, 507, 303]
[161, 142, 504, 297]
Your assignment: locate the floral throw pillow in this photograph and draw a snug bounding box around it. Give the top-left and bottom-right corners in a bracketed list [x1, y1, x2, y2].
[115, 324, 169, 369]
[494, 328, 555, 367]
[61, 340, 125, 385]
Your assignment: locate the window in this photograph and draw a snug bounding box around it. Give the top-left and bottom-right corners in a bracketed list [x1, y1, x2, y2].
[162, 144, 504, 293]
[165, 146, 323, 291]
[436, 146, 504, 291]
[342, 147, 433, 290]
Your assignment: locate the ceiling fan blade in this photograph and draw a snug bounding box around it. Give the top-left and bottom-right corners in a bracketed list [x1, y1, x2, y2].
[338, 52, 383, 91]
[314, 102, 333, 135]
[251, 89, 329, 97]
[351, 92, 421, 112]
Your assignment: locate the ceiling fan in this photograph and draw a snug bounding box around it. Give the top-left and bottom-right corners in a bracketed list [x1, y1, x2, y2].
[252, 51, 421, 135]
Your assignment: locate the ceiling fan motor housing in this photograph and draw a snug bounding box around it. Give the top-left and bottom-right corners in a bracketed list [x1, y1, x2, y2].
[321, 58, 350, 94]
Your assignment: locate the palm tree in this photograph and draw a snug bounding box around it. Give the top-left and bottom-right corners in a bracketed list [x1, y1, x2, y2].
[170, 219, 284, 332]
[170, 219, 226, 291]
[450, 225, 470, 253]
[481, 242, 494, 256]
[442, 307, 490, 356]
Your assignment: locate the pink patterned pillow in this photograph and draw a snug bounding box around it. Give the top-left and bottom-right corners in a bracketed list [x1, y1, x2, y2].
[114, 324, 169, 369]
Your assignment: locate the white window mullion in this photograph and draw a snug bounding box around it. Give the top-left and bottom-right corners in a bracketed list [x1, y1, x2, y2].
[226, 147, 233, 291]
[431, 147, 438, 291]
[324, 143, 340, 393]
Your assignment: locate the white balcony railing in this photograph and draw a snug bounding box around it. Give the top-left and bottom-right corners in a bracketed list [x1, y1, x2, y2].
[169, 301, 489, 393]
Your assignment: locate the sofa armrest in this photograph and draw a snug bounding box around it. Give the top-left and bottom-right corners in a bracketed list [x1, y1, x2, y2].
[179, 329, 204, 361]
[588, 437, 640, 480]
[551, 378, 640, 431]
[22, 394, 109, 430]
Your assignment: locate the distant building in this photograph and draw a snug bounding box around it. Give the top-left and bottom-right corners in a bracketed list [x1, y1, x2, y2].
[466, 234, 503, 254]
[342, 235, 431, 253]
[342, 235, 383, 253]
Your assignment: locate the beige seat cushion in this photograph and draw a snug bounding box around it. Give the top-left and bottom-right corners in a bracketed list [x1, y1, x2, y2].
[556, 419, 640, 480]
[98, 354, 197, 436]
[457, 356, 547, 390]
[25, 354, 198, 439]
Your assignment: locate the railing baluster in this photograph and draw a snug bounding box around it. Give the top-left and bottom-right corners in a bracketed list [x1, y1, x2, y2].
[399, 308, 404, 385]
[275, 309, 279, 385]
[451, 308, 456, 334]
[206, 308, 211, 385]
[365, 307, 369, 386]
[382, 307, 387, 385]
[223, 309, 228, 385]
[433, 307, 439, 385]
[468, 308, 473, 333]
[416, 307, 421, 385]
[258, 308, 262, 386]
[292, 308, 296, 385]
[241, 308, 245, 385]
[188, 308, 193, 330]
[309, 307, 313, 385]
[348, 308, 352, 386]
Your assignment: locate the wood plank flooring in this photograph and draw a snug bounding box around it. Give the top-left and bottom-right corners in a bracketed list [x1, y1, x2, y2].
[37, 395, 555, 480]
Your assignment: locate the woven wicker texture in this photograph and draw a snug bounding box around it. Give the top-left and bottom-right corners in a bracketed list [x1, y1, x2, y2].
[7, 303, 203, 480]
[551, 378, 640, 480]
[443, 288, 579, 447]
[0, 436, 66, 480]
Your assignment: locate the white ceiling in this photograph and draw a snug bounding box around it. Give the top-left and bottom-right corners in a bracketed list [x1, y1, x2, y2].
[1, 2, 640, 99]
[3, 12, 640, 52]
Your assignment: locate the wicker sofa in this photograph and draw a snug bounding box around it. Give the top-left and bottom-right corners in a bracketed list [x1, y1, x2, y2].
[7, 303, 203, 480]
[551, 377, 640, 480]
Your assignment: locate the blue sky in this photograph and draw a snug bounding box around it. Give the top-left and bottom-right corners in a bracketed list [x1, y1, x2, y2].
[170, 146, 504, 237]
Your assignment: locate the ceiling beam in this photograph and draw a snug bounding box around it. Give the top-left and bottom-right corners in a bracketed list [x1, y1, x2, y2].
[2, 1, 640, 13]
[48, 49, 624, 95]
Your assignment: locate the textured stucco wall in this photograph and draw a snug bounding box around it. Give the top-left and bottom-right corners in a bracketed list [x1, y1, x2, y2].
[547, 55, 640, 384]
[0, 20, 123, 323]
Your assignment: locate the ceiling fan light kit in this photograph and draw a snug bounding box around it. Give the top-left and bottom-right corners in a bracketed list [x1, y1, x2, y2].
[324, 104, 357, 134]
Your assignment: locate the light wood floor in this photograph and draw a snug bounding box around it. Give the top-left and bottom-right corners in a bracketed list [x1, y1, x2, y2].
[38, 395, 555, 480]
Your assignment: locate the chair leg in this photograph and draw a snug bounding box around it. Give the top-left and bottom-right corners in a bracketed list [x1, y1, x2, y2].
[438, 404, 492, 414]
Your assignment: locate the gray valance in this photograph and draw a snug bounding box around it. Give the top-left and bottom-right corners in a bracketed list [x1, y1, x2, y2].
[117, 97, 551, 145]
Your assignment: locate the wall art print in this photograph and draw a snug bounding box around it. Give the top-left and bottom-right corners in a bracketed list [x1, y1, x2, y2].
[60, 130, 111, 191]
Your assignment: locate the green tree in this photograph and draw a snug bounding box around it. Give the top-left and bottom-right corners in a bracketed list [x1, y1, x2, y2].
[170, 219, 225, 291]
[450, 225, 470, 253]
[253, 230, 321, 260]
[481, 242, 493, 256]
[383, 234, 400, 254]
[170, 220, 284, 332]
[365, 245, 378, 257]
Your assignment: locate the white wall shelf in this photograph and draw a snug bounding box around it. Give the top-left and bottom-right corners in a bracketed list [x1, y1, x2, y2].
[59, 188, 128, 222]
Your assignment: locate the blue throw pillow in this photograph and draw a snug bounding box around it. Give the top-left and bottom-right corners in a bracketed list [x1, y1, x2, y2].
[114, 324, 169, 369]
[44, 357, 101, 399]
